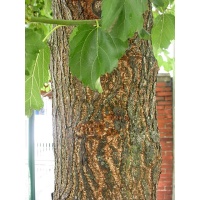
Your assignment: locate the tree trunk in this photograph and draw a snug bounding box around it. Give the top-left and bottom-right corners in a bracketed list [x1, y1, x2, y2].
[49, 0, 162, 199]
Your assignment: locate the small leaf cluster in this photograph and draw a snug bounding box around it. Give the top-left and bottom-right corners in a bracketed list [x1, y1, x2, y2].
[151, 0, 175, 72]
[25, 0, 52, 19]
[25, 28, 50, 116]
[25, 0, 52, 116]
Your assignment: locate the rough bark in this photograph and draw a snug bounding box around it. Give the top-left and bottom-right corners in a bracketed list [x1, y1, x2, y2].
[49, 0, 162, 199]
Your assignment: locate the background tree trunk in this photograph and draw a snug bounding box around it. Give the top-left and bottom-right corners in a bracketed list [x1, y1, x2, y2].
[49, 0, 162, 199]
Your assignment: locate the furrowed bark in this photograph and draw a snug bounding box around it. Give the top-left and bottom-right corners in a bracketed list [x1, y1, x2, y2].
[49, 0, 162, 199]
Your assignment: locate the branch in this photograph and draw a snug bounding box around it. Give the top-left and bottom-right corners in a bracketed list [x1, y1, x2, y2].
[26, 16, 100, 26]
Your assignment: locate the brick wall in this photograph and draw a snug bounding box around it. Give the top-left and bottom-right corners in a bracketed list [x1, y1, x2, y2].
[156, 73, 174, 200]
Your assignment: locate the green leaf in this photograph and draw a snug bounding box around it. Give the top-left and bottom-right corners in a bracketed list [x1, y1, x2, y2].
[152, 0, 173, 11]
[69, 26, 78, 42]
[25, 0, 30, 4]
[69, 24, 128, 92]
[25, 28, 44, 53]
[169, 0, 174, 4]
[25, 28, 45, 75]
[152, 0, 165, 8]
[102, 0, 148, 41]
[162, 0, 172, 10]
[154, 48, 174, 71]
[41, 0, 52, 18]
[101, 0, 125, 31]
[156, 54, 174, 71]
[152, 13, 175, 50]
[25, 42, 50, 117]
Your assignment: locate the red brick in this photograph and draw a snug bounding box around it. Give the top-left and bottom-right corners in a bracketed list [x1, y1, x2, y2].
[166, 124, 173, 128]
[156, 82, 167, 87]
[157, 181, 171, 187]
[164, 87, 172, 91]
[157, 186, 165, 191]
[160, 132, 173, 136]
[165, 114, 172, 119]
[162, 159, 173, 164]
[157, 115, 167, 119]
[157, 195, 164, 200]
[161, 129, 172, 133]
[159, 127, 166, 131]
[160, 173, 173, 178]
[158, 119, 166, 127]
[163, 165, 173, 169]
[156, 80, 173, 199]
[156, 96, 165, 101]
[160, 145, 173, 150]
[160, 138, 173, 143]
[164, 109, 172, 114]
[159, 127, 173, 134]
[165, 96, 173, 101]
[157, 109, 172, 115]
[164, 195, 172, 200]
[156, 87, 172, 92]
[156, 92, 172, 97]
[161, 146, 173, 151]
[161, 163, 173, 167]
[158, 115, 172, 121]
[156, 87, 165, 92]
[164, 191, 172, 195]
[160, 138, 173, 142]
[158, 123, 166, 128]
[156, 105, 165, 109]
[159, 177, 173, 183]
[160, 143, 173, 149]
[164, 105, 173, 109]
[159, 128, 173, 133]
[162, 156, 173, 161]
[158, 114, 171, 119]
[158, 119, 173, 123]
[157, 192, 165, 199]
[166, 168, 173, 173]
[165, 186, 172, 191]
[164, 151, 173, 156]
[157, 110, 167, 115]
[157, 101, 172, 105]
[160, 133, 173, 138]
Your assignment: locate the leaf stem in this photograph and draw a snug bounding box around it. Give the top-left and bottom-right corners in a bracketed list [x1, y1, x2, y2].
[95, 19, 99, 28]
[27, 16, 101, 26]
[42, 25, 63, 42]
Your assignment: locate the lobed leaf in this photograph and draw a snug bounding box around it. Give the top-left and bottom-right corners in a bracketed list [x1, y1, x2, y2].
[25, 42, 50, 117]
[25, 28, 45, 75]
[101, 0, 125, 31]
[152, 0, 165, 8]
[151, 13, 175, 50]
[102, 0, 148, 41]
[69, 24, 128, 92]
